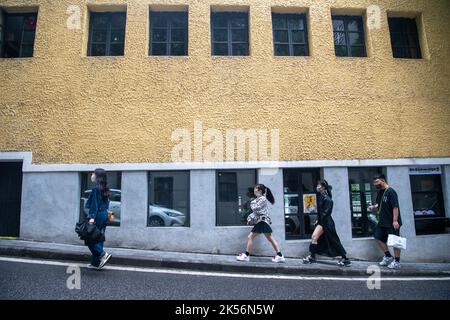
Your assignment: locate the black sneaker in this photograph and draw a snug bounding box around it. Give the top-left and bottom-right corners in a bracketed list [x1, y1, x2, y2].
[337, 258, 351, 267]
[302, 255, 316, 264]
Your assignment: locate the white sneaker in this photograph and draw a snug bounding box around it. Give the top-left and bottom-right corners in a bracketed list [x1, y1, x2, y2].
[87, 264, 101, 270]
[387, 260, 400, 270]
[236, 253, 250, 262]
[379, 256, 394, 266]
[99, 252, 112, 268]
[272, 255, 286, 263]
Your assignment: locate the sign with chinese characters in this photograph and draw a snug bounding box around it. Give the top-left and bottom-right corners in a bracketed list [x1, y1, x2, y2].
[409, 166, 441, 175]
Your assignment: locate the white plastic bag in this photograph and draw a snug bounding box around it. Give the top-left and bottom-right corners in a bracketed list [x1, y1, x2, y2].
[387, 234, 407, 250]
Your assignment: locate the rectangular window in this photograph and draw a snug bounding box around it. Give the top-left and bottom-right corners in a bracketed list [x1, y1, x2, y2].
[283, 168, 321, 240]
[1, 11, 37, 58]
[88, 12, 126, 56]
[409, 167, 448, 235]
[80, 172, 122, 227]
[211, 12, 249, 56]
[216, 170, 256, 226]
[148, 171, 190, 227]
[332, 15, 366, 57]
[388, 17, 422, 59]
[150, 11, 188, 56]
[272, 13, 308, 56]
[0, 9, 4, 57]
[348, 167, 386, 238]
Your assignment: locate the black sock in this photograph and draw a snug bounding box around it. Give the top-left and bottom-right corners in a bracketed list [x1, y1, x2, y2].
[245, 251, 250, 256]
[309, 243, 317, 259]
[277, 252, 282, 257]
[342, 255, 347, 260]
[384, 251, 392, 258]
[395, 257, 400, 263]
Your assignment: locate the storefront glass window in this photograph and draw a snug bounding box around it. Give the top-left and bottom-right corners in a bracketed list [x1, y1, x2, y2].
[409, 166, 448, 235]
[216, 170, 256, 226]
[148, 171, 190, 227]
[348, 167, 386, 238]
[283, 168, 321, 239]
[80, 172, 122, 227]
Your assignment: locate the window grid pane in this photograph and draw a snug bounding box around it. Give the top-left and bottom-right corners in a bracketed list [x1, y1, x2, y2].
[272, 13, 308, 56]
[89, 12, 126, 56]
[211, 12, 248, 56]
[332, 15, 366, 57]
[150, 12, 188, 56]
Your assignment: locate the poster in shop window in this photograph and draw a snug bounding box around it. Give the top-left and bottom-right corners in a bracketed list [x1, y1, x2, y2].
[303, 194, 317, 214]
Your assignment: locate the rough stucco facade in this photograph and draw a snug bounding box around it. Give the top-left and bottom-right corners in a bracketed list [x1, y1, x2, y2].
[1, 0, 450, 262]
[0, 0, 449, 164]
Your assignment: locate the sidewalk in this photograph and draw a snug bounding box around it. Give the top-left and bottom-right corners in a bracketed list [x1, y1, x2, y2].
[1, 239, 449, 277]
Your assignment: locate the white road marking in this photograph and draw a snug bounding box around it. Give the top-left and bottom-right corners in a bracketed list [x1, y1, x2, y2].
[1, 256, 449, 282]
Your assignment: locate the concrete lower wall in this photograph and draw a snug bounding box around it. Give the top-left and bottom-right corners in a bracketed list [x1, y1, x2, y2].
[18, 165, 450, 262]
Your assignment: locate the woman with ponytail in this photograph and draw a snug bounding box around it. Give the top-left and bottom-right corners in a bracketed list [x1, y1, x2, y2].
[236, 184, 285, 263]
[302, 180, 351, 267]
[85, 168, 112, 270]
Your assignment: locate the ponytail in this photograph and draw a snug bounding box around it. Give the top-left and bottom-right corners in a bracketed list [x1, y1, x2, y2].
[255, 184, 275, 204]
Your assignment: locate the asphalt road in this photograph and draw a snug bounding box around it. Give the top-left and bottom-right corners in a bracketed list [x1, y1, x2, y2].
[1, 257, 450, 300]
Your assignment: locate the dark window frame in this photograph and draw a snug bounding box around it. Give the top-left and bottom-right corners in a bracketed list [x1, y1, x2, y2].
[332, 15, 367, 57]
[88, 11, 126, 57]
[149, 11, 188, 56]
[1, 11, 38, 58]
[388, 17, 422, 59]
[216, 169, 257, 226]
[410, 173, 447, 235]
[147, 171, 191, 228]
[79, 171, 122, 227]
[272, 12, 309, 56]
[283, 168, 322, 240]
[211, 11, 249, 56]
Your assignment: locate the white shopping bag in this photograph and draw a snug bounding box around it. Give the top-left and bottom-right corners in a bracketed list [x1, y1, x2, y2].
[387, 234, 407, 250]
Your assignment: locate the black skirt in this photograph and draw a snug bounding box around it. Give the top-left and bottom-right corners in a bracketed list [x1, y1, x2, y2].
[316, 215, 347, 257]
[251, 221, 273, 234]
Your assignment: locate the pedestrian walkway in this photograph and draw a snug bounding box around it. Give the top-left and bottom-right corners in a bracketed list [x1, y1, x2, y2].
[1, 239, 449, 277]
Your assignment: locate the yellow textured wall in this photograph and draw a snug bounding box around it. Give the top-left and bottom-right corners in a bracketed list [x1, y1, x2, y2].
[0, 0, 449, 164]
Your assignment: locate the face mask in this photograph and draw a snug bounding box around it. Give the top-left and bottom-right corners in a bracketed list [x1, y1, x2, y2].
[255, 191, 262, 197]
[316, 186, 322, 193]
[91, 174, 96, 183]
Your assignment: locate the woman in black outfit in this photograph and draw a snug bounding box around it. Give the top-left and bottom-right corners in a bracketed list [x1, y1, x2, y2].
[302, 180, 351, 267]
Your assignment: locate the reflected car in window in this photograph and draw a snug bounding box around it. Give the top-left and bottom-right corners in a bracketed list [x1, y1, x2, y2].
[81, 189, 186, 227]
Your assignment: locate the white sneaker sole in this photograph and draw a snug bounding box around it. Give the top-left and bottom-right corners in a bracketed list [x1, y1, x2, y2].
[99, 253, 112, 268]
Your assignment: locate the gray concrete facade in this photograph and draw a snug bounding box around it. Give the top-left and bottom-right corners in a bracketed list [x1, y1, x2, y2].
[17, 165, 450, 262]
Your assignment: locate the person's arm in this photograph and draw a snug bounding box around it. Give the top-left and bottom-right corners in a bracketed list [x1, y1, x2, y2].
[322, 198, 333, 216]
[391, 190, 400, 229]
[87, 188, 99, 223]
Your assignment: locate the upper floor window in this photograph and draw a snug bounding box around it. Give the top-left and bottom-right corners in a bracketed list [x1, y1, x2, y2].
[332, 15, 366, 57]
[0, 10, 37, 58]
[150, 11, 188, 56]
[388, 17, 422, 59]
[88, 12, 126, 56]
[272, 13, 309, 56]
[211, 12, 249, 56]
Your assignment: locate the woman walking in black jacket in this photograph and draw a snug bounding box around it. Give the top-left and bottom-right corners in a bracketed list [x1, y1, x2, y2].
[85, 168, 112, 270]
[302, 180, 351, 267]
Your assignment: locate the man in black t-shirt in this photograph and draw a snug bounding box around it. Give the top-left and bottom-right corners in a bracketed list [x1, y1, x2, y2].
[368, 174, 402, 270]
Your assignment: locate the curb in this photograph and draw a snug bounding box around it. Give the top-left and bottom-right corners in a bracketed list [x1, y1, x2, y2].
[1, 245, 449, 277]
